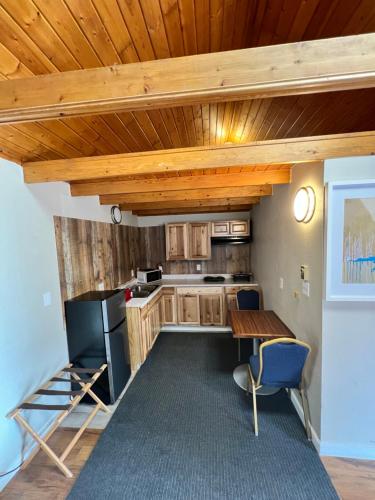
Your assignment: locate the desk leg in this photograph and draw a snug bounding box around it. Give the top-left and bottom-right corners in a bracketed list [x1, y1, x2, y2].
[253, 338, 259, 355]
[238, 339, 241, 362]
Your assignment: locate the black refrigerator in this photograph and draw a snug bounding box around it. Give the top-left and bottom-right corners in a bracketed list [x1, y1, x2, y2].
[65, 289, 130, 405]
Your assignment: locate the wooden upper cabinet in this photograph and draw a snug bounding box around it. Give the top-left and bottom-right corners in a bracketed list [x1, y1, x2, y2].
[166, 222, 211, 260]
[211, 221, 230, 237]
[230, 220, 249, 236]
[165, 223, 188, 260]
[212, 220, 250, 237]
[188, 222, 211, 260]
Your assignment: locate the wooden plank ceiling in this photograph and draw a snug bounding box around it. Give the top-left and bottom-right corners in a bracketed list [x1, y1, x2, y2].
[1, 0, 375, 215]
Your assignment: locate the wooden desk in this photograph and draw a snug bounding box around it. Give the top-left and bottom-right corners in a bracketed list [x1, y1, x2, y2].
[230, 310, 295, 341]
[230, 310, 295, 393]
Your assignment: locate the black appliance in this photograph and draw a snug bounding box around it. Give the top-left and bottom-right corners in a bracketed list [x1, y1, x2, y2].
[65, 289, 130, 405]
[232, 272, 253, 282]
[211, 236, 250, 245]
[203, 276, 225, 282]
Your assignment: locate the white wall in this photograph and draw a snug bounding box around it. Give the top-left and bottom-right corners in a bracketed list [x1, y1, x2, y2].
[0, 161, 136, 490]
[29, 181, 138, 226]
[251, 162, 324, 438]
[137, 211, 250, 227]
[321, 156, 375, 459]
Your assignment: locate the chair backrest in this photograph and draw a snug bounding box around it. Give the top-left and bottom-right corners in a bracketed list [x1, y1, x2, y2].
[257, 338, 311, 388]
[237, 289, 260, 310]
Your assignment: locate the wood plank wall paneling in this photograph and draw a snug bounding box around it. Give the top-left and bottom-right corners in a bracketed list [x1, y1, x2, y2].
[54, 216, 139, 307]
[54, 218, 251, 312]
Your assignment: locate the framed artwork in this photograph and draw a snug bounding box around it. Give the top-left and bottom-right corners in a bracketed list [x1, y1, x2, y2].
[326, 180, 375, 301]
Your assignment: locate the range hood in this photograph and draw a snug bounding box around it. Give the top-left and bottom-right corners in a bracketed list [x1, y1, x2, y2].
[211, 236, 250, 245]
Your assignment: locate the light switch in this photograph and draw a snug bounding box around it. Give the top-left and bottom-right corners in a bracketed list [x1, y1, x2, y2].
[300, 265, 309, 281]
[43, 292, 51, 307]
[279, 277, 284, 290]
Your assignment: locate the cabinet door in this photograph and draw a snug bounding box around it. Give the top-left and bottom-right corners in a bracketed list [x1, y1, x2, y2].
[225, 293, 238, 325]
[211, 221, 230, 237]
[230, 220, 249, 236]
[140, 314, 150, 362]
[162, 294, 176, 324]
[188, 222, 211, 260]
[165, 223, 188, 260]
[200, 295, 224, 326]
[177, 294, 200, 325]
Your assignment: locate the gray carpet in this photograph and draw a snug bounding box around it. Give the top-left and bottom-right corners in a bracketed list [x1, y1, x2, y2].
[69, 332, 338, 500]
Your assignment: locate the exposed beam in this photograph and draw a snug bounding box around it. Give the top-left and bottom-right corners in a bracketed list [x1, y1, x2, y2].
[120, 198, 260, 211]
[24, 131, 375, 183]
[2, 34, 375, 124]
[133, 206, 253, 216]
[70, 169, 290, 196]
[100, 185, 271, 205]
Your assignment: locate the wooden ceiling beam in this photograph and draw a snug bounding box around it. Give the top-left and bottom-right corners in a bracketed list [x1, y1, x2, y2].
[133, 205, 253, 216]
[70, 169, 290, 196]
[120, 198, 260, 211]
[23, 131, 375, 183]
[1, 33, 375, 124]
[100, 185, 271, 205]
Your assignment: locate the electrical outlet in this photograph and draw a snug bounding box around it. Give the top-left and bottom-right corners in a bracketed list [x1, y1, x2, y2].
[302, 281, 310, 297]
[98, 282, 105, 291]
[158, 265, 163, 272]
[130, 269, 135, 278]
[196, 264, 201, 271]
[279, 277, 284, 290]
[43, 292, 51, 307]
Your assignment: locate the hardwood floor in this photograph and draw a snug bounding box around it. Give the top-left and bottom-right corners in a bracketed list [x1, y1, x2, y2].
[2, 429, 374, 499]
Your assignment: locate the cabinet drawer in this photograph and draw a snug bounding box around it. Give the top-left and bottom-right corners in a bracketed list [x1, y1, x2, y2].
[230, 220, 249, 236]
[162, 287, 176, 295]
[211, 221, 230, 237]
[176, 286, 222, 295]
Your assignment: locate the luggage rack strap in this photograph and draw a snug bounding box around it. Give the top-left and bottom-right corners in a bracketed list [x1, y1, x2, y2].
[36, 389, 84, 396]
[51, 376, 93, 383]
[63, 367, 102, 374]
[20, 402, 72, 411]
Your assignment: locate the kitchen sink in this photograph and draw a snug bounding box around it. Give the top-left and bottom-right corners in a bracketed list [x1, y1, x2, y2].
[131, 284, 159, 298]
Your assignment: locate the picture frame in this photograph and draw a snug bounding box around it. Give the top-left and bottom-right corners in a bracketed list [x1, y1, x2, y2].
[325, 179, 375, 301]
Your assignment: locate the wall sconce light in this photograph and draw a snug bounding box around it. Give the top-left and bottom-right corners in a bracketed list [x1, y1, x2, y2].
[293, 186, 315, 223]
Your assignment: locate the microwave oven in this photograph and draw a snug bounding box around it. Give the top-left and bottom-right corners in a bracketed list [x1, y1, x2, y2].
[137, 268, 162, 284]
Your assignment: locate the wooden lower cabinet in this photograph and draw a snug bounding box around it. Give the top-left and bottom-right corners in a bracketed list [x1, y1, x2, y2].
[225, 293, 238, 325]
[162, 294, 177, 324]
[199, 294, 224, 326]
[177, 293, 200, 325]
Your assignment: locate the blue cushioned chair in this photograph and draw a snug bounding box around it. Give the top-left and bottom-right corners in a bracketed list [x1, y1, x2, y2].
[247, 338, 312, 439]
[236, 289, 260, 311]
[235, 289, 261, 361]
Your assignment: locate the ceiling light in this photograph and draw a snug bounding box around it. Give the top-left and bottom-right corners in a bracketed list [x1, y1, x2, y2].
[293, 186, 315, 223]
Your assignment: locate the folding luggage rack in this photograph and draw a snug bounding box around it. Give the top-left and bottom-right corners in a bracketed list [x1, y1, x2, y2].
[8, 363, 109, 478]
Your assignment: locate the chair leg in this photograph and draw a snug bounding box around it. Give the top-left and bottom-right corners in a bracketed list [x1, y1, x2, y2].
[252, 384, 258, 436]
[300, 388, 312, 441]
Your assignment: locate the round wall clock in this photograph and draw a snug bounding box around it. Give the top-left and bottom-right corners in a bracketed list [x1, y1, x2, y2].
[110, 205, 122, 224]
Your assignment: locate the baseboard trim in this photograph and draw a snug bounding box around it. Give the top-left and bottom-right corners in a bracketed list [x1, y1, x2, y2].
[161, 326, 232, 332]
[289, 389, 321, 453]
[0, 413, 57, 491]
[289, 390, 375, 460]
[319, 442, 375, 460]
